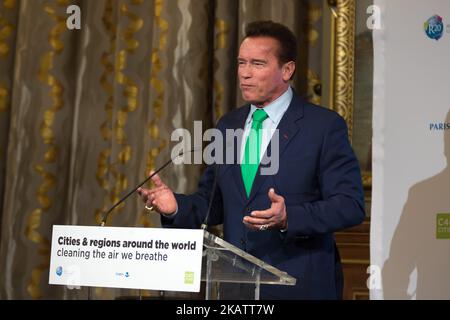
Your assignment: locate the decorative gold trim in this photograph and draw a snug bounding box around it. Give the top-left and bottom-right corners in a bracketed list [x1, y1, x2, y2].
[307, 4, 322, 46]
[327, 1, 336, 109]
[330, 0, 355, 140]
[213, 18, 229, 122]
[110, 0, 143, 216]
[142, 0, 168, 227]
[0, 10, 13, 57]
[307, 69, 321, 105]
[0, 0, 16, 112]
[96, 0, 116, 224]
[0, 84, 7, 112]
[95, 0, 144, 226]
[27, 0, 69, 299]
[328, 1, 371, 187]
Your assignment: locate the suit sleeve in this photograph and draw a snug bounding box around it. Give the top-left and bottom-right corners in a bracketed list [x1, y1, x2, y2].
[161, 163, 224, 229]
[283, 115, 365, 238]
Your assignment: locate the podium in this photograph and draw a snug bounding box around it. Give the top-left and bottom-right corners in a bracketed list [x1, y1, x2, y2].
[49, 226, 296, 300]
[201, 230, 296, 300]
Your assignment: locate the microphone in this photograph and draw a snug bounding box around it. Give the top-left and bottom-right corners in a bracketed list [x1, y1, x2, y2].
[100, 149, 195, 227]
[201, 164, 220, 230]
[88, 149, 197, 300]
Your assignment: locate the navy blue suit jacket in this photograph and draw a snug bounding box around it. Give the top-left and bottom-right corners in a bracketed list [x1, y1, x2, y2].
[162, 93, 365, 299]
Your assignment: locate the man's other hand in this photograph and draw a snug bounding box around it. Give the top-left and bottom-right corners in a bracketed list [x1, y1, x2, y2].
[243, 188, 287, 231]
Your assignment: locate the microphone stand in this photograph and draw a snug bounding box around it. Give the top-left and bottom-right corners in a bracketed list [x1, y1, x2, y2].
[100, 156, 176, 227]
[201, 164, 219, 231]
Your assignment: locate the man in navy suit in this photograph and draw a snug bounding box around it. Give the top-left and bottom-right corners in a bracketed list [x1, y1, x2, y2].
[138, 21, 365, 299]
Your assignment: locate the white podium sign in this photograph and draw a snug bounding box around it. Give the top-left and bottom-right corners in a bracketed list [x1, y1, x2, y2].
[49, 225, 204, 292]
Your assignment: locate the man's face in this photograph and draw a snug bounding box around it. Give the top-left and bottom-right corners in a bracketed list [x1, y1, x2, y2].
[238, 36, 294, 107]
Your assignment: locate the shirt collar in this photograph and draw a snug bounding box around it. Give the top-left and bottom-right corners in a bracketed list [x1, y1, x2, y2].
[246, 86, 293, 125]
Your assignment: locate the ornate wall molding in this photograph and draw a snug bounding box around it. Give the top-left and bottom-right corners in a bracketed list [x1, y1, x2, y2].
[328, 0, 372, 190]
[330, 0, 355, 140]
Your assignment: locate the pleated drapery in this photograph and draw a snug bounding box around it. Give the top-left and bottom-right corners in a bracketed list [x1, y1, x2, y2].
[0, 0, 323, 299]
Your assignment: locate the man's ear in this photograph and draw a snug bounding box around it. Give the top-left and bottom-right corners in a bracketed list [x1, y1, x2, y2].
[282, 61, 296, 81]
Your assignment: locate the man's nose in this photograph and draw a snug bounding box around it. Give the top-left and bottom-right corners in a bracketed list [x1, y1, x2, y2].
[239, 64, 252, 78]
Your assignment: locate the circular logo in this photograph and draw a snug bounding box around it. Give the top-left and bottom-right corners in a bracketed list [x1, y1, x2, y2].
[56, 266, 63, 276]
[424, 15, 444, 40]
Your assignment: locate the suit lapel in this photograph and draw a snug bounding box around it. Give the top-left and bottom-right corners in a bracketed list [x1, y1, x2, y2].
[246, 94, 305, 203]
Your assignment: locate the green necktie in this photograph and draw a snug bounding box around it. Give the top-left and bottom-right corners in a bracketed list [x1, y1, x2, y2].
[241, 109, 268, 197]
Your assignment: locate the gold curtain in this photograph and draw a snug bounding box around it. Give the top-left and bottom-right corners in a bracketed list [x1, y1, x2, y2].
[0, 0, 323, 299]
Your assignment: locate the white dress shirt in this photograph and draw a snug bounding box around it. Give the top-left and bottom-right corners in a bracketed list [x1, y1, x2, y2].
[165, 86, 293, 218]
[240, 86, 293, 163]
